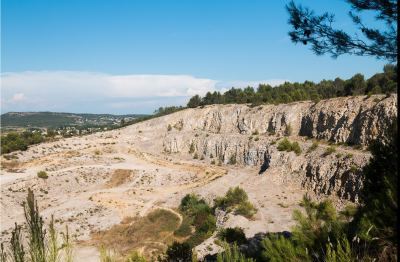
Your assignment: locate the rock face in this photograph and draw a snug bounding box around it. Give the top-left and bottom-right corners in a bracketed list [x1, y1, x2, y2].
[134, 95, 397, 145]
[131, 95, 397, 202]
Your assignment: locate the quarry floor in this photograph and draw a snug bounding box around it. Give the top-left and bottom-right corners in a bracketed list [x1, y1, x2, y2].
[1, 126, 355, 260]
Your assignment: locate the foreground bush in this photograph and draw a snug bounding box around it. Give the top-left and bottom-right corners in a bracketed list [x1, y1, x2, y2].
[215, 241, 255, 262]
[175, 194, 216, 248]
[217, 226, 246, 246]
[159, 241, 192, 262]
[1, 189, 74, 261]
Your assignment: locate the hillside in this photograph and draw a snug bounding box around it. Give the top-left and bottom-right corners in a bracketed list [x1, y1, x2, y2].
[0, 94, 397, 261]
[0, 112, 149, 127]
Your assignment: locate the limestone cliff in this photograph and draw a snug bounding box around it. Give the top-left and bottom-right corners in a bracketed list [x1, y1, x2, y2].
[130, 95, 397, 202]
[134, 94, 397, 145]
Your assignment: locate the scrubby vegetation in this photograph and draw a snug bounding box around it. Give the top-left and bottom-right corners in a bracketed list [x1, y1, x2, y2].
[1, 131, 44, 154]
[324, 145, 336, 155]
[0, 189, 74, 261]
[277, 138, 302, 155]
[217, 226, 246, 246]
[174, 194, 216, 249]
[214, 186, 256, 218]
[37, 171, 48, 179]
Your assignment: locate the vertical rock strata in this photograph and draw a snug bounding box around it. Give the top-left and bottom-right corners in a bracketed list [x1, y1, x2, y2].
[132, 95, 397, 202]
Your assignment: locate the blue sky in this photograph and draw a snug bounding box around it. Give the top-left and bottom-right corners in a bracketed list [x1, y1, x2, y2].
[1, 0, 390, 114]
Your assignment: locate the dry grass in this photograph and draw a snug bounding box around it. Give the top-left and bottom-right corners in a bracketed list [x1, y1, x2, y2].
[1, 160, 21, 169]
[90, 209, 180, 258]
[105, 169, 135, 188]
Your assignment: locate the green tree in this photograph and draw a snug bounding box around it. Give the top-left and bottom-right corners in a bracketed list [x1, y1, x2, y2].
[163, 241, 192, 262]
[187, 94, 201, 108]
[120, 118, 125, 126]
[217, 226, 247, 246]
[286, 0, 397, 62]
[237, 91, 248, 104]
[251, 93, 263, 106]
[46, 129, 56, 138]
[355, 116, 397, 259]
[279, 92, 293, 104]
[383, 63, 396, 73]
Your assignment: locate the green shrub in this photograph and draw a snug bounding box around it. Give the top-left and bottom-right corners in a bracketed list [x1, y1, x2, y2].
[252, 129, 259, 135]
[366, 92, 372, 98]
[284, 124, 293, 136]
[225, 186, 248, 206]
[195, 133, 199, 137]
[211, 160, 216, 165]
[258, 106, 263, 110]
[346, 153, 354, 158]
[249, 136, 253, 140]
[193, 153, 199, 159]
[138, 130, 142, 133]
[373, 98, 380, 102]
[255, 136, 260, 141]
[189, 142, 195, 153]
[271, 139, 277, 145]
[198, 214, 216, 233]
[236, 200, 255, 218]
[210, 153, 214, 158]
[229, 154, 236, 165]
[218, 160, 222, 166]
[200, 155, 205, 160]
[164, 241, 192, 262]
[206, 134, 209, 137]
[339, 204, 356, 223]
[126, 250, 149, 262]
[336, 152, 343, 158]
[94, 151, 100, 155]
[167, 124, 172, 131]
[307, 148, 312, 153]
[185, 231, 206, 249]
[292, 141, 301, 155]
[37, 171, 48, 179]
[214, 196, 227, 207]
[278, 138, 292, 151]
[324, 145, 336, 155]
[217, 226, 246, 245]
[350, 165, 357, 172]
[215, 241, 253, 262]
[312, 141, 319, 150]
[269, 130, 276, 135]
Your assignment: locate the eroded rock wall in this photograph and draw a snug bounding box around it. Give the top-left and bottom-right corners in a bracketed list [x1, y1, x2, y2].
[132, 95, 397, 145]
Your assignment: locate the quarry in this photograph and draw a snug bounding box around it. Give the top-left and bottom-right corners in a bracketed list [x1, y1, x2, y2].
[0, 94, 397, 261]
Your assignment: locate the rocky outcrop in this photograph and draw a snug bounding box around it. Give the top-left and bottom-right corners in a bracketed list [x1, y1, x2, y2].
[163, 132, 368, 202]
[127, 95, 397, 203]
[132, 95, 397, 145]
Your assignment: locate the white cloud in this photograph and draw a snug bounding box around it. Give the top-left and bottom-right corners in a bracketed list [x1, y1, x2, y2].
[0, 71, 289, 114]
[7, 93, 28, 102]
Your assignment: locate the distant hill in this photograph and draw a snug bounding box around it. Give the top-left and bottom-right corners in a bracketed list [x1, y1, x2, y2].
[1, 112, 149, 127]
